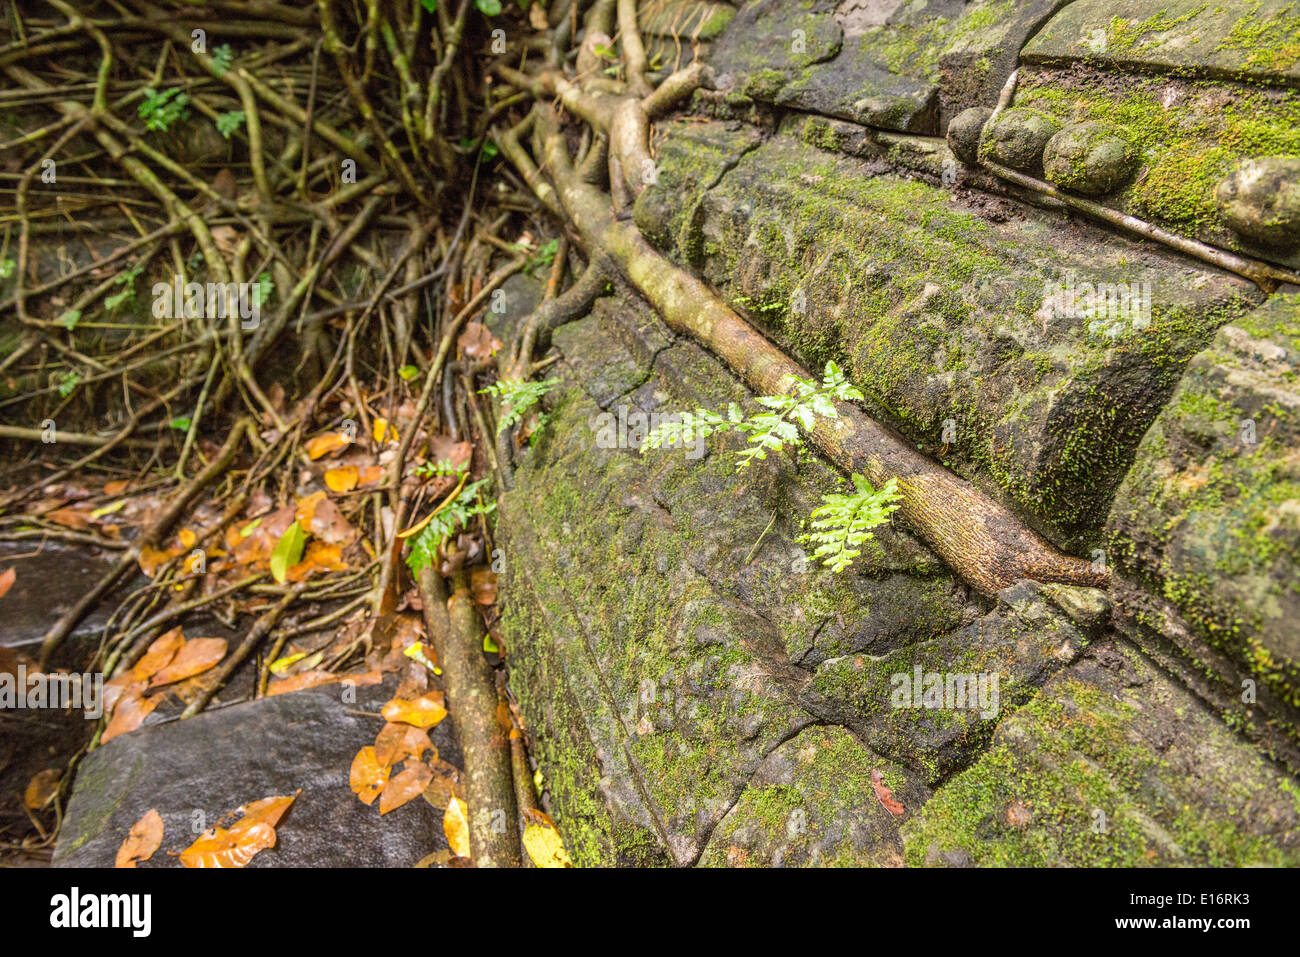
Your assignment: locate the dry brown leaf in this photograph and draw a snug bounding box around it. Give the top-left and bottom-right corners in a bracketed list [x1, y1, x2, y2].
[421, 759, 461, 809]
[379, 763, 433, 815]
[115, 809, 164, 868]
[102, 480, 130, 496]
[302, 495, 357, 545]
[358, 465, 386, 487]
[470, 567, 498, 606]
[350, 746, 390, 805]
[23, 768, 60, 810]
[381, 691, 447, 729]
[444, 796, 471, 858]
[180, 822, 277, 868]
[131, 627, 185, 681]
[374, 722, 433, 767]
[324, 466, 359, 493]
[149, 638, 227, 688]
[457, 320, 502, 359]
[44, 505, 91, 530]
[101, 691, 160, 743]
[870, 769, 905, 817]
[266, 669, 339, 696]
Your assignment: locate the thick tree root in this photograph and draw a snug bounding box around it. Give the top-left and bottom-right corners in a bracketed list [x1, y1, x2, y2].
[511, 108, 1106, 598]
[417, 565, 521, 867]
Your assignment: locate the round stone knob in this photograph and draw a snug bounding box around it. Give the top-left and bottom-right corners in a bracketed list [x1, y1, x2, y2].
[947, 107, 993, 165]
[1043, 121, 1138, 195]
[1216, 156, 1300, 248]
[979, 108, 1061, 173]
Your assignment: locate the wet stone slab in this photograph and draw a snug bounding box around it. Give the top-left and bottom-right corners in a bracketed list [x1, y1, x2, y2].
[54, 677, 458, 867]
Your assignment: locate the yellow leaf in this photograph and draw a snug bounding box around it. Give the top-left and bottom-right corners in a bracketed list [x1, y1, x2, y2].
[444, 796, 471, 858]
[522, 809, 572, 868]
[180, 822, 276, 868]
[115, 809, 164, 868]
[90, 499, 126, 519]
[178, 528, 198, 549]
[306, 432, 349, 460]
[373, 417, 397, 444]
[24, 769, 60, 810]
[350, 746, 390, 806]
[269, 651, 308, 675]
[402, 641, 438, 672]
[324, 466, 359, 493]
[381, 691, 447, 729]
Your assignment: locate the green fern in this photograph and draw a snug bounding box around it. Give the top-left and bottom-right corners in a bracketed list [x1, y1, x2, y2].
[138, 87, 190, 132]
[404, 477, 496, 575]
[641, 361, 863, 471]
[799, 475, 902, 573]
[216, 110, 246, 139]
[479, 377, 560, 434]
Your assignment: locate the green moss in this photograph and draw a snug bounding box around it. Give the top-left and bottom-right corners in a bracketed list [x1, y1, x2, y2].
[903, 676, 1300, 866]
[1213, 0, 1300, 72]
[1016, 73, 1300, 237]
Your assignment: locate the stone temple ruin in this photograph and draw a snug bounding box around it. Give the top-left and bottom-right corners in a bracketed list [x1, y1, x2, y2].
[487, 0, 1300, 866]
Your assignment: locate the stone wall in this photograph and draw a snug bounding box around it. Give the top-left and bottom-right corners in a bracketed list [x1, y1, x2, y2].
[499, 0, 1300, 865]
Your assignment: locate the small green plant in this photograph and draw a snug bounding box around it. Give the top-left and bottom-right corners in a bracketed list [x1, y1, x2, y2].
[211, 44, 234, 77]
[475, 0, 502, 15]
[103, 263, 144, 312]
[800, 475, 902, 573]
[530, 237, 559, 274]
[642, 361, 863, 470]
[479, 377, 561, 434]
[642, 362, 901, 573]
[54, 370, 80, 398]
[138, 87, 190, 132]
[215, 110, 246, 138]
[404, 478, 496, 575]
[0, 258, 15, 280]
[413, 458, 470, 478]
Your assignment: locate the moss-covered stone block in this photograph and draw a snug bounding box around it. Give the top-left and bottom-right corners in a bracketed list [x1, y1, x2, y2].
[903, 643, 1300, 866]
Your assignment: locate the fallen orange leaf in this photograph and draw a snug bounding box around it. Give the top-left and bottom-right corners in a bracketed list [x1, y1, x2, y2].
[149, 638, 227, 688]
[358, 465, 386, 487]
[101, 691, 160, 743]
[230, 792, 298, 832]
[374, 722, 433, 767]
[180, 822, 277, 868]
[350, 746, 390, 806]
[380, 763, 433, 815]
[381, 691, 448, 729]
[131, 627, 184, 681]
[306, 432, 349, 459]
[324, 466, 359, 493]
[871, 769, 905, 817]
[23, 768, 60, 810]
[115, 809, 164, 868]
[266, 669, 339, 696]
[444, 796, 471, 858]
[0, 567, 15, 600]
